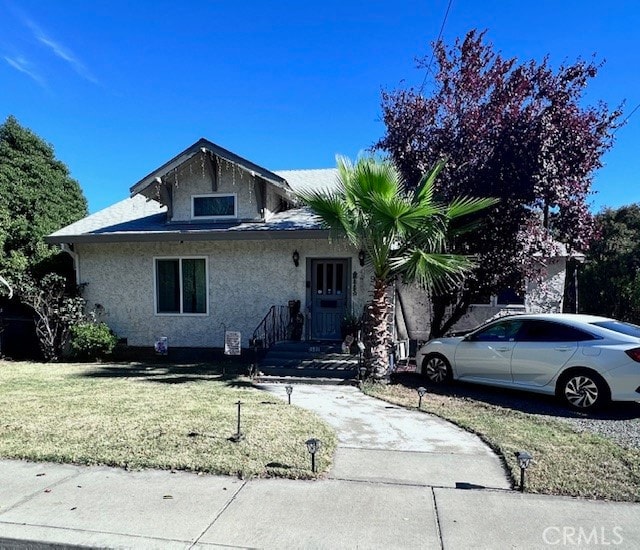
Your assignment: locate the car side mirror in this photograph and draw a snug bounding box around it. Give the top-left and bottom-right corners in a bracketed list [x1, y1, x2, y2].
[463, 334, 475, 342]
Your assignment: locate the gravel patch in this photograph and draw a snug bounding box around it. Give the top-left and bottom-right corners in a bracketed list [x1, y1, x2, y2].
[550, 411, 640, 449]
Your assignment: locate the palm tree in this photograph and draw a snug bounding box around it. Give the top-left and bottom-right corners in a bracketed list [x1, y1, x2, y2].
[298, 156, 497, 380]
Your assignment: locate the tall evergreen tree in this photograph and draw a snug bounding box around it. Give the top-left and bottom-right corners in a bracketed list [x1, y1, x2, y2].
[0, 116, 88, 279]
[580, 204, 640, 322]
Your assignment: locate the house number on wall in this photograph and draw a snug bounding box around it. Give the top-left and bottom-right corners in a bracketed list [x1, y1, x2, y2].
[352, 271, 358, 296]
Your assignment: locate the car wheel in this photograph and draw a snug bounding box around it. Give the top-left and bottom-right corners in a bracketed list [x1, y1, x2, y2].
[422, 354, 452, 384]
[559, 370, 610, 411]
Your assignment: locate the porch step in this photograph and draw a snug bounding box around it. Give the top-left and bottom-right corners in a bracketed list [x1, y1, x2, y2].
[254, 376, 358, 386]
[265, 341, 343, 354]
[257, 341, 360, 381]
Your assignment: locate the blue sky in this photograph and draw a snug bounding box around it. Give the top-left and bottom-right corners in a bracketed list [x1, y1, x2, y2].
[1, 0, 639, 214]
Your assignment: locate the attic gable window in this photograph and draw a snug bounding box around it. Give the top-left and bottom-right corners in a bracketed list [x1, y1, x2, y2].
[192, 193, 236, 219]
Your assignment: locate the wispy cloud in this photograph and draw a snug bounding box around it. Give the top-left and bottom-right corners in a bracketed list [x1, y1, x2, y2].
[3, 55, 46, 87]
[5, 1, 99, 85]
[23, 17, 99, 85]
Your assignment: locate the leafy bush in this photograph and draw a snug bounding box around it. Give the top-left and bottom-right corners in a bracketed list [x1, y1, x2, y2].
[70, 321, 117, 361]
[17, 273, 85, 361]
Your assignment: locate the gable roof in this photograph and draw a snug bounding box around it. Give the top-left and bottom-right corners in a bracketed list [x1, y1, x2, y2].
[47, 139, 343, 245]
[46, 195, 329, 244]
[130, 138, 289, 197]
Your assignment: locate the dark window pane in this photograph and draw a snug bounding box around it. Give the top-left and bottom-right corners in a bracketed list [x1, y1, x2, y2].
[496, 288, 524, 305]
[473, 320, 523, 342]
[326, 263, 334, 294]
[193, 195, 235, 217]
[316, 263, 324, 294]
[518, 321, 595, 342]
[156, 259, 180, 313]
[182, 259, 206, 313]
[336, 263, 344, 294]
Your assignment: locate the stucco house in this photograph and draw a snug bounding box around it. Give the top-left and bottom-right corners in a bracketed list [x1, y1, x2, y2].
[47, 138, 573, 356]
[46, 139, 371, 352]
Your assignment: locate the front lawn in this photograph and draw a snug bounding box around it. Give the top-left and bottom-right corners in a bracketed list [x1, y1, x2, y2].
[0, 361, 336, 478]
[364, 379, 640, 502]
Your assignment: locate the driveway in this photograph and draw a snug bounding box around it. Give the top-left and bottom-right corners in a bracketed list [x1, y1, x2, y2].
[259, 383, 510, 489]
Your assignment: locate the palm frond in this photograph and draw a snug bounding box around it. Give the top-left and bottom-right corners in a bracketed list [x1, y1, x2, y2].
[392, 250, 477, 293]
[413, 159, 446, 206]
[446, 196, 499, 221]
[296, 189, 358, 244]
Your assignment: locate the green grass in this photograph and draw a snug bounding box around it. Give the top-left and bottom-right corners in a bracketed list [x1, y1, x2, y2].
[364, 379, 640, 502]
[0, 361, 336, 479]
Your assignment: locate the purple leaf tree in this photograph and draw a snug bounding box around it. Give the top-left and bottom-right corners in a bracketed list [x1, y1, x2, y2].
[376, 30, 622, 337]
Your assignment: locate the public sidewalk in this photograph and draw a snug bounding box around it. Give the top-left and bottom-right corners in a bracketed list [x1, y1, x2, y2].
[0, 385, 639, 549]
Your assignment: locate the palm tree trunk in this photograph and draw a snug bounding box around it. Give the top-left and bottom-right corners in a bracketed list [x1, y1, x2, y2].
[363, 277, 390, 381]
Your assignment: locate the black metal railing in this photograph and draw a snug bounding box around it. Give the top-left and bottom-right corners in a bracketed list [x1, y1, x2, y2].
[251, 305, 291, 349]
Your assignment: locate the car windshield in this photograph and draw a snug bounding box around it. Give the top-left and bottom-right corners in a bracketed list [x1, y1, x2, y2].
[591, 320, 640, 338]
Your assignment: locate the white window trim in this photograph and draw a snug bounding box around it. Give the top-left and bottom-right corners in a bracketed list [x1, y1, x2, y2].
[153, 256, 209, 316]
[191, 193, 237, 220]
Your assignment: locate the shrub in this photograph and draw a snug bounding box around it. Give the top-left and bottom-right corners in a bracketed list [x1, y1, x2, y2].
[70, 321, 117, 361]
[17, 273, 85, 361]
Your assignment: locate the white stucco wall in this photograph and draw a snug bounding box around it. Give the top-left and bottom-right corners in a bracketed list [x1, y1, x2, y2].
[170, 156, 264, 222]
[75, 238, 371, 348]
[450, 256, 568, 332]
[525, 257, 567, 313]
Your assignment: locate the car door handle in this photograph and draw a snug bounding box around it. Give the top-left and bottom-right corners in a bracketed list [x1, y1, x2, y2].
[554, 347, 572, 352]
[496, 347, 510, 352]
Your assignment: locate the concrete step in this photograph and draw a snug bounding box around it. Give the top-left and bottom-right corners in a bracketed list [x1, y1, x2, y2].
[258, 340, 360, 381]
[254, 375, 359, 386]
[257, 367, 358, 380]
[258, 365, 358, 379]
[268, 341, 342, 354]
[259, 357, 358, 369]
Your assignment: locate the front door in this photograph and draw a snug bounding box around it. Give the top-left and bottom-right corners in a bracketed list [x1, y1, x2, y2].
[310, 259, 349, 340]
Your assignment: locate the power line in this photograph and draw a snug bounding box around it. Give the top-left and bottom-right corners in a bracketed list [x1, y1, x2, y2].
[614, 102, 640, 134]
[419, 0, 454, 92]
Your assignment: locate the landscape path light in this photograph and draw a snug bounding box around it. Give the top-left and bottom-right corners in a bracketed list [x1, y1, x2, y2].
[306, 438, 322, 473]
[515, 451, 533, 492]
[285, 384, 293, 405]
[230, 400, 244, 442]
[417, 386, 427, 409]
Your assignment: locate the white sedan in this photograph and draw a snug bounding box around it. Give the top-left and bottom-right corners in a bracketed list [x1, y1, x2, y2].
[415, 314, 640, 410]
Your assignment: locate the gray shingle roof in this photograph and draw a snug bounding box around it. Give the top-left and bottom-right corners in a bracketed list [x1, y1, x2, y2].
[275, 169, 339, 194]
[46, 195, 329, 244]
[48, 195, 167, 239]
[47, 163, 341, 245]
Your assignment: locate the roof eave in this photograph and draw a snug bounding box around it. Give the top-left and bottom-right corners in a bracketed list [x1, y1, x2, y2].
[45, 229, 332, 245]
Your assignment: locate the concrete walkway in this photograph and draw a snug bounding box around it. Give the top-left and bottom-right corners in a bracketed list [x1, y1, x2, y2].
[259, 383, 509, 489]
[0, 384, 639, 549]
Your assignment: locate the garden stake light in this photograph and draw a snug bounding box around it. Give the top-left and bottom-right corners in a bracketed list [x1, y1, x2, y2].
[231, 400, 244, 442]
[285, 384, 293, 405]
[515, 451, 533, 492]
[306, 438, 321, 473]
[417, 387, 427, 409]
